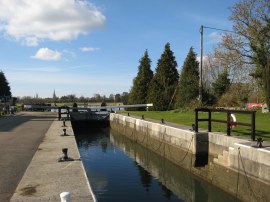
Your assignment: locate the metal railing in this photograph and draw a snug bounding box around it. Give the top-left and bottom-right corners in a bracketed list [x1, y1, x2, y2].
[195, 108, 256, 141]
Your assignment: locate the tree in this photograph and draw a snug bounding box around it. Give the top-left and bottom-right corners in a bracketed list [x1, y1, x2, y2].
[147, 43, 179, 110]
[212, 69, 231, 98]
[265, 58, 270, 107]
[121, 92, 129, 105]
[115, 94, 121, 102]
[128, 50, 153, 110]
[175, 47, 199, 108]
[220, 0, 270, 102]
[0, 70, 11, 98]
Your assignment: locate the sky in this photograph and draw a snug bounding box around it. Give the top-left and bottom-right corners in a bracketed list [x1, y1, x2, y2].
[0, 0, 239, 98]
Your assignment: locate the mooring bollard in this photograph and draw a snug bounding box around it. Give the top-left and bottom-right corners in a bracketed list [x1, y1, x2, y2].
[161, 118, 164, 124]
[192, 124, 196, 131]
[257, 138, 263, 148]
[58, 148, 74, 162]
[62, 148, 68, 160]
[60, 192, 70, 202]
[63, 128, 67, 136]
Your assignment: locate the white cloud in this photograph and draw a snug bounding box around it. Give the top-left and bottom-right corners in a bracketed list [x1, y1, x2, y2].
[31, 48, 62, 61]
[0, 0, 105, 46]
[209, 32, 222, 41]
[80, 47, 100, 52]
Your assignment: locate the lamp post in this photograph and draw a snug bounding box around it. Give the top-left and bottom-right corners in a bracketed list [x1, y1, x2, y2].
[199, 25, 203, 103]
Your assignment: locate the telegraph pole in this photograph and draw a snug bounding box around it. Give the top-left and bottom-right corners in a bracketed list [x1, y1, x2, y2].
[199, 25, 203, 103]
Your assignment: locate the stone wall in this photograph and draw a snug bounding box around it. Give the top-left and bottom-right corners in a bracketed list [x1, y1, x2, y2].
[110, 113, 270, 202]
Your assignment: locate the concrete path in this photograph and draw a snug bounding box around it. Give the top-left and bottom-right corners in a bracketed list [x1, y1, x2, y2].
[10, 113, 95, 202]
[0, 112, 55, 202]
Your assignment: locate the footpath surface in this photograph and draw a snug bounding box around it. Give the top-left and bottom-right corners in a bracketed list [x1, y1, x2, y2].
[0, 112, 54, 202]
[0, 112, 95, 202]
[6, 112, 95, 202]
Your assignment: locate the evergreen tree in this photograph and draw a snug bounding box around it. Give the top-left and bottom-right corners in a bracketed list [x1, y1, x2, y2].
[175, 47, 199, 108]
[0, 70, 11, 97]
[128, 50, 153, 110]
[147, 43, 179, 111]
[212, 69, 230, 99]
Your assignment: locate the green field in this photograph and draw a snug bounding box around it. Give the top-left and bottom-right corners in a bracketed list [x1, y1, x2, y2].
[120, 110, 270, 141]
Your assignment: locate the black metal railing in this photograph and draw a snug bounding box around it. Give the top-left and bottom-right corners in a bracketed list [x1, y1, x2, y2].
[195, 108, 256, 141]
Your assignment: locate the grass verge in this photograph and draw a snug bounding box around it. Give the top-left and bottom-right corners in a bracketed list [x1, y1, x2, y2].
[120, 110, 270, 141]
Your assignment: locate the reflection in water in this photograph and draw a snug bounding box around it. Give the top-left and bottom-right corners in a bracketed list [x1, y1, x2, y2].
[75, 127, 236, 202]
[135, 162, 152, 192]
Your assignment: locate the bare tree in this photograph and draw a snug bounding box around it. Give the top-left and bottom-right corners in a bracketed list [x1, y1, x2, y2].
[205, 0, 270, 105]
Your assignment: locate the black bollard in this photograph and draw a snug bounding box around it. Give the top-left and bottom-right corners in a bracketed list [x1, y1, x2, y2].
[257, 138, 263, 148]
[62, 148, 68, 160]
[63, 118, 66, 127]
[161, 118, 164, 124]
[192, 124, 196, 131]
[63, 128, 67, 136]
[58, 148, 74, 162]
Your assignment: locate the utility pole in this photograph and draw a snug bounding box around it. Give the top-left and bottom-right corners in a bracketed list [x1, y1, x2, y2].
[199, 25, 203, 103]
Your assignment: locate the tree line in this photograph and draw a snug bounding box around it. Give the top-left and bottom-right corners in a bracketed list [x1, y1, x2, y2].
[0, 71, 11, 101]
[128, 0, 270, 110]
[128, 44, 201, 111]
[17, 92, 129, 105]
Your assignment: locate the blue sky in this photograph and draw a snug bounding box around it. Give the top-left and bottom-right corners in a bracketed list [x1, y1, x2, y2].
[0, 0, 238, 98]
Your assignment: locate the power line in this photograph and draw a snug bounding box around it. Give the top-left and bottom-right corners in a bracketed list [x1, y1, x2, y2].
[203, 26, 236, 34]
[198, 25, 237, 103]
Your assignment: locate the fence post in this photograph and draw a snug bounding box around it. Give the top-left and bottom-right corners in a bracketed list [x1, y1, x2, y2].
[67, 107, 70, 120]
[227, 112, 231, 136]
[195, 109, 198, 132]
[208, 109, 211, 132]
[58, 107, 61, 121]
[251, 111, 256, 141]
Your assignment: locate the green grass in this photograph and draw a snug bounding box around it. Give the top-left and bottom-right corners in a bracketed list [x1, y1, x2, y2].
[120, 110, 270, 141]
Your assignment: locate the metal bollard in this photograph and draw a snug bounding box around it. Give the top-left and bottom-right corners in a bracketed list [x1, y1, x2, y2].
[58, 148, 74, 162]
[62, 148, 68, 160]
[63, 119, 66, 127]
[257, 138, 263, 148]
[60, 192, 70, 202]
[161, 118, 164, 124]
[63, 128, 67, 136]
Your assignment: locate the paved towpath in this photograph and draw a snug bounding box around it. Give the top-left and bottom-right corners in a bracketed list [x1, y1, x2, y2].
[0, 112, 55, 202]
[9, 112, 95, 202]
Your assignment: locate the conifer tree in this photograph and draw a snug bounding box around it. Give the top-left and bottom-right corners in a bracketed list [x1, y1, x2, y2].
[175, 47, 199, 108]
[147, 43, 179, 111]
[0, 70, 11, 97]
[128, 50, 153, 110]
[212, 69, 230, 99]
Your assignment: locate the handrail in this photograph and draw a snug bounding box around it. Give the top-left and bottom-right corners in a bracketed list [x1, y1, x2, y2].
[195, 108, 256, 141]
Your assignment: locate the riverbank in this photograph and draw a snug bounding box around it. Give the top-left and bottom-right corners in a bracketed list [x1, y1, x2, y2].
[9, 113, 95, 202]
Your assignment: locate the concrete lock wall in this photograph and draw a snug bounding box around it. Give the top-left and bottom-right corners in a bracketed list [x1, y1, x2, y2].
[110, 113, 198, 170]
[110, 113, 270, 202]
[209, 132, 270, 183]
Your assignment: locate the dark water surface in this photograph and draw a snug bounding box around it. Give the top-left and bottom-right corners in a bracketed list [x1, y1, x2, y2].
[75, 127, 236, 202]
